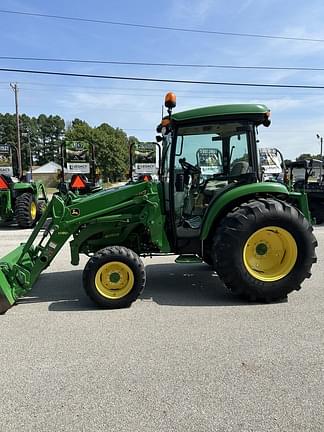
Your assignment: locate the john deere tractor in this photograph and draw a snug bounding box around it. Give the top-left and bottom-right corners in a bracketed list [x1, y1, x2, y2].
[286, 159, 324, 224]
[57, 140, 102, 195]
[0, 174, 48, 228]
[0, 93, 317, 314]
[0, 144, 48, 228]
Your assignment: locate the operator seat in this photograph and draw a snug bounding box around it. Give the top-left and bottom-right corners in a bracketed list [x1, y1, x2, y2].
[203, 162, 250, 198]
[230, 161, 249, 176]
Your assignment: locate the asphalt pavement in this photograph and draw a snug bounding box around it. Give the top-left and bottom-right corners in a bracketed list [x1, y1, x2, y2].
[0, 226, 323, 432]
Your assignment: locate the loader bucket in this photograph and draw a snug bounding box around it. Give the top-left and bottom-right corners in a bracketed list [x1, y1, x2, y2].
[0, 269, 15, 314]
[0, 244, 31, 314]
[0, 193, 78, 314]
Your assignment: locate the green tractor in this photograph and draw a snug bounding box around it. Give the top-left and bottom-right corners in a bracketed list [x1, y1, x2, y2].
[0, 144, 48, 228]
[286, 159, 324, 224]
[57, 140, 102, 195]
[0, 93, 317, 313]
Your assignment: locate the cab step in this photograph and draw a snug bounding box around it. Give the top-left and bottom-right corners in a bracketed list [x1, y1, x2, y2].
[175, 254, 203, 264]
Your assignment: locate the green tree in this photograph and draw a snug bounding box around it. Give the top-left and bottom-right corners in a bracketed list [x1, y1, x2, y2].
[66, 120, 130, 182]
[65, 118, 93, 143]
[20, 114, 39, 169]
[296, 153, 324, 162]
[36, 114, 65, 164]
[94, 124, 129, 181]
[0, 113, 138, 181]
[0, 113, 16, 149]
[0, 113, 19, 174]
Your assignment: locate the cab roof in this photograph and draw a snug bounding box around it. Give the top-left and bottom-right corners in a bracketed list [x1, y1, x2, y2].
[171, 104, 270, 123]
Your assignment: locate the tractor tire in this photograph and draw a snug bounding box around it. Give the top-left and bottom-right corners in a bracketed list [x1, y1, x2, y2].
[212, 198, 317, 302]
[15, 193, 38, 228]
[83, 246, 146, 309]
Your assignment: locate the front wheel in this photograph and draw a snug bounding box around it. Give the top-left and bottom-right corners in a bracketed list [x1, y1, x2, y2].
[83, 246, 146, 309]
[212, 199, 317, 302]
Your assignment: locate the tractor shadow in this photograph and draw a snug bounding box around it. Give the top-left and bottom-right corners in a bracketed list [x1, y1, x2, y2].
[17, 270, 94, 311]
[17, 263, 271, 311]
[0, 224, 25, 230]
[141, 263, 249, 306]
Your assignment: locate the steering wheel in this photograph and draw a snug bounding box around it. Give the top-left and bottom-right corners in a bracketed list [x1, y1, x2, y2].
[179, 158, 201, 174]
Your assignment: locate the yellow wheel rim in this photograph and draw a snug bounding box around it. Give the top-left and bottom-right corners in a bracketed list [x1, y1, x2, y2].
[95, 261, 134, 299]
[30, 202, 37, 220]
[243, 226, 298, 282]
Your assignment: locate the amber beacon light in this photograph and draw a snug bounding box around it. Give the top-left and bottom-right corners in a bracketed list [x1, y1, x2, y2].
[164, 92, 177, 109]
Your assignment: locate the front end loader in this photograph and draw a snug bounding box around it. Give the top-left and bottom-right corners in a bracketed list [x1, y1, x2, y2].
[0, 181, 168, 313]
[0, 93, 318, 314]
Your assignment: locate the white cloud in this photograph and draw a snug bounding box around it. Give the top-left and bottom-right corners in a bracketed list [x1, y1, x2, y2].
[252, 97, 303, 111]
[170, 0, 215, 23]
[266, 26, 324, 59]
[237, 0, 255, 14]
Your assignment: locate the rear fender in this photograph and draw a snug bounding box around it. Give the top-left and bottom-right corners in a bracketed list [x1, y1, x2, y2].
[34, 181, 48, 202]
[200, 182, 289, 240]
[12, 181, 48, 203]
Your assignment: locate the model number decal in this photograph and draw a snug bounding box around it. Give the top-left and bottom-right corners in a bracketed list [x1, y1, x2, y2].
[70, 208, 80, 216]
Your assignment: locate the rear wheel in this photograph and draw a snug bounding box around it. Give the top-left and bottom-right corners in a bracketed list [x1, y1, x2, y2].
[212, 198, 317, 302]
[15, 193, 38, 228]
[83, 246, 146, 309]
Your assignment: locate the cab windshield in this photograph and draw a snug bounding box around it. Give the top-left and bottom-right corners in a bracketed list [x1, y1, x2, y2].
[175, 122, 252, 179]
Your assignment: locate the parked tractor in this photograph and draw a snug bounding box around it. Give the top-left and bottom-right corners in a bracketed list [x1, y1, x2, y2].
[129, 141, 160, 182]
[0, 144, 47, 228]
[0, 93, 317, 314]
[287, 158, 324, 224]
[259, 147, 286, 182]
[57, 141, 101, 195]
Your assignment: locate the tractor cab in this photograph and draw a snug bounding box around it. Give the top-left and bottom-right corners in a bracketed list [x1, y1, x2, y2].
[157, 93, 271, 248]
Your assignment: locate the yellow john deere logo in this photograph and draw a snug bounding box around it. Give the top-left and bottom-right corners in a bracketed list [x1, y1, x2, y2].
[70, 208, 80, 216]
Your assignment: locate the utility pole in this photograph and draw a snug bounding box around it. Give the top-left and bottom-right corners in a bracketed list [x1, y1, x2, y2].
[22, 129, 33, 180]
[316, 134, 323, 184]
[10, 82, 22, 179]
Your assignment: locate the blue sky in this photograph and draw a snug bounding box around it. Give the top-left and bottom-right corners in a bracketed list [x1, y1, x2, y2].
[1, 0, 324, 159]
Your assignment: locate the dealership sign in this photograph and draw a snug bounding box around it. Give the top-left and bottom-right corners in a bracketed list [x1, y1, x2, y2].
[67, 162, 90, 174]
[0, 144, 13, 176]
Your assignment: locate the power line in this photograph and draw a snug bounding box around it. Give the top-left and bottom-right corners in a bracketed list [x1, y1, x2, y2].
[14, 87, 319, 100]
[1, 67, 324, 89]
[1, 81, 319, 99]
[2, 85, 317, 102]
[0, 9, 323, 43]
[1, 80, 316, 94]
[1, 56, 323, 72]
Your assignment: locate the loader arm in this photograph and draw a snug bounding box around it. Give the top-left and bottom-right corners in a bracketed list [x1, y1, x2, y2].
[0, 181, 169, 314]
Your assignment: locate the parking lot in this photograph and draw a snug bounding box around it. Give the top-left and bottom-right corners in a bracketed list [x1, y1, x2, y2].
[1, 226, 323, 432]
